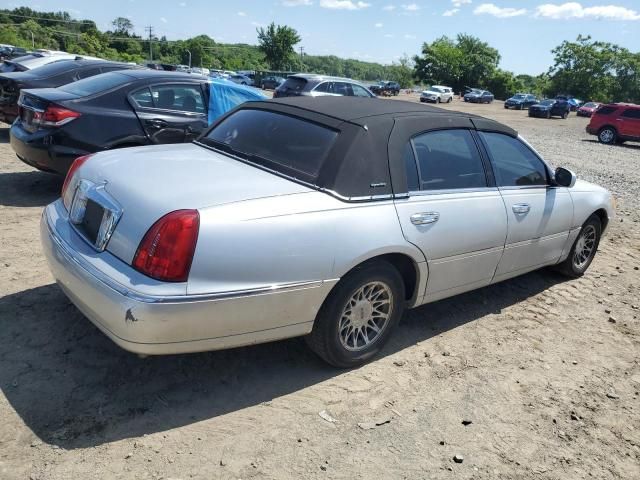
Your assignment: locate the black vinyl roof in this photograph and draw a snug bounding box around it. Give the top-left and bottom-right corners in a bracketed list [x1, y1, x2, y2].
[205, 96, 518, 200]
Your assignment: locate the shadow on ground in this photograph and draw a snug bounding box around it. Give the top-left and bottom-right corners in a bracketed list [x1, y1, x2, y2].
[580, 138, 640, 150]
[0, 127, 9, 144]
[0, 170, 62, 207]
[0, 270, 567, 449]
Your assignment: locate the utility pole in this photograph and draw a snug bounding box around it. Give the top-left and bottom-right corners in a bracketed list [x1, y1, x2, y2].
[299, 46, 304, 62]
[145, 25, 153, 61]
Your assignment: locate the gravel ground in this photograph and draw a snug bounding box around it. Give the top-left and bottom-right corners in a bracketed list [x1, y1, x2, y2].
[0, 96, 639, 480]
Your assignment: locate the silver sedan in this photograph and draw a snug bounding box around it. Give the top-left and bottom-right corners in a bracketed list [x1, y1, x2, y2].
[41, 97, 615, 367]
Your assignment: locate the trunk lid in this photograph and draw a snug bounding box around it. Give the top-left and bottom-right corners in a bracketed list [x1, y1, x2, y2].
[75, 143, 314, 263]
[17, 88, 82, 132]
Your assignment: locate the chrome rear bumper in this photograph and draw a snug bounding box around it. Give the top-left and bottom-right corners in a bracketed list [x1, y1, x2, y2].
[41, 201, 335, 355]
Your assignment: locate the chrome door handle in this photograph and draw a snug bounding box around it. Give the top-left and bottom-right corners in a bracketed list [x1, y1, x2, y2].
[410, 212, 440, 225]
[512, 203, 530, 214]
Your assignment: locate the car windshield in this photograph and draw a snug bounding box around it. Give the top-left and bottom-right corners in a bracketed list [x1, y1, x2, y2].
[201, 108, 338, 181]
[583, 102, 598, 108]
[58, 71, 130, 96]
[429, 87, 443, 93]
[540, 100, 555, 106]
[512, 94, 526, 99]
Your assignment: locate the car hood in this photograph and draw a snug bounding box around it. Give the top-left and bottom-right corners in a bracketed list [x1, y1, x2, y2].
[77, 143, 314, 263]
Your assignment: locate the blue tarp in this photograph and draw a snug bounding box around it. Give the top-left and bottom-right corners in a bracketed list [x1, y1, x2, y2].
[208, 79, 267, 124]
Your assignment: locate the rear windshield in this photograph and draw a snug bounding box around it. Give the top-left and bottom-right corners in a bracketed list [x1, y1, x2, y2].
[0, 61, 24, 73]
[279, 77, 307, 93]
[540, 100, 554, 106]
[512, 94, 525, 99]
[595, 106, 617, 115]
[20, 59, 79, 78]
[202, 108, 338, 180]
[58, 71, 129, 96]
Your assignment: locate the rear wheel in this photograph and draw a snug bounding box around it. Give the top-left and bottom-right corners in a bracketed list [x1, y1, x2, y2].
[598, 127, 617, 144]
[562, 110, 569, 119]
[556, 215, 602, 278]
[306, 261, 405, 368]
[447, 97, 452, 103]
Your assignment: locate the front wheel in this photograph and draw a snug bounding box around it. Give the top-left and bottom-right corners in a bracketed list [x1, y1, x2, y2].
[436, 97, 440, 103]
[306, 261, 405, 368]
[562, 110, 569, 119]
[447, 96, 452, 103]
[555, 214, 602, 278]
[598, 127, 617, 144]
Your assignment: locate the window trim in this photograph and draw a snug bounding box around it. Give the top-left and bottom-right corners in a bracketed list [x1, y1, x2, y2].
[621, 108, 640, 119]
[405, 128, 494, 195]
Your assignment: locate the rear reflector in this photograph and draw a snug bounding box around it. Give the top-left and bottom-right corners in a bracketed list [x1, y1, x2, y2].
[41, 104, 81, 127]
[62, 154, 93, 210]
[133, 210, 200, 282]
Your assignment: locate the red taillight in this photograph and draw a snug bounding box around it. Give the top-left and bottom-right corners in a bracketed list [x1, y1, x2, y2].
[41, 104, 81, 127]
[133, 210, 200, 282]
[62, 154, 93, 209]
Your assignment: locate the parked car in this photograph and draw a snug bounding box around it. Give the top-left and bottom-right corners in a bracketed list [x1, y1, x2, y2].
[229, 74, 254, 86]
[577, 102, 601, 117]
[40, 96, 613, 367]
[175, 64, 190, 73]
[464, 89, 494, 103]
[0, 51, 101, 73]
[586, 103, 640, 145]
[369, 81, 400, 96]
[420, 85, 453, 103]
[528, 99, 571, 119]
[190, 67, 205, 76]
[556, 95, 582, 111]
[504, 93, 538, 110]
[10, 70, 211, 174]
[260, 75, 284, 90]
[274, 74, 374, 98]
[0, 59, 142, 124]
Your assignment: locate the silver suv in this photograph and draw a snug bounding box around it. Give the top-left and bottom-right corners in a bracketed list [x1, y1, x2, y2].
[274, 74, 374, 98]
[420, 85, 454, 104]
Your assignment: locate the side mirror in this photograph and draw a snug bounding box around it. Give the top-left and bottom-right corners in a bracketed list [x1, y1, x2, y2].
[554, 167, 576, 188]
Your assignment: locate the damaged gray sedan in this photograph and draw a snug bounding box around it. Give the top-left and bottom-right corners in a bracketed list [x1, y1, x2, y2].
[41, 97, 614, 367]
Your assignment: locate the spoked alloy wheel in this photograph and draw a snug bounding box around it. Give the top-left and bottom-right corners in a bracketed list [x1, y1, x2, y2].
[339, 282, 392, 352]
[572, 224, 596, 270]
[306, 261, 405, 368]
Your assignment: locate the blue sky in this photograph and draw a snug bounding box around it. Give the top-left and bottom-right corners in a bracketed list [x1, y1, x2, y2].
[5, 1, 640, 74]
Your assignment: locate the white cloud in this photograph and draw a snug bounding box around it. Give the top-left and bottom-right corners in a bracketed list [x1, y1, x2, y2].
[251, 21, 264, 26]
[237, 11, 246, 16]
[535, 2, 640, 20]
[452, 0, 471, 6]
[160, 17, 168, 23]
[281, 0, 313, 6]
[374, 22, 383, 27]
[443, 8, 459, 16]
[404, 33, 416, 39]
[402, 3, 420, 10]
[474, 3, 527, 17]
[178, 1, 186, 6]
[320, 0, 370, 9]
[382, 4, 396, 10]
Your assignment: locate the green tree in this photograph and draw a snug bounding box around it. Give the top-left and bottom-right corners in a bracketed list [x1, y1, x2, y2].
[111, 17, 134, 36]
[388, 54, 414, 88]
[256, 22, 301, 71]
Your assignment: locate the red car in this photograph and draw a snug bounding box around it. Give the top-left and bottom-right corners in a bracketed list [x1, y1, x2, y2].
[576, 102, 601, 117]
[586, 103, 640, 145]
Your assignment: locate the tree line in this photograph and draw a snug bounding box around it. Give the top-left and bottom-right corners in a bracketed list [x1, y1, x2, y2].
[1, 7, 637, 103]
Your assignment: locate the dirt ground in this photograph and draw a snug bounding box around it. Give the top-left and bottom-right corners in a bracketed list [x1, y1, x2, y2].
[1, 95, 639, 480]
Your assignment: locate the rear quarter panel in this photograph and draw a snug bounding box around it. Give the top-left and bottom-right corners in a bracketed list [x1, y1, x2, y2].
[187, 192, 426, 296]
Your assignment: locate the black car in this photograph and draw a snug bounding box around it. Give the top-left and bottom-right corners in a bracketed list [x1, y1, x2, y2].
[504, 93, 538, 110]
[369, 81, 400, 96]
[464, 89, 494, 103]
[10, 70, 210, 174]
[260, 75, 284, 90]
[0, 59, 141, 124]
[528, 99, 571, 119]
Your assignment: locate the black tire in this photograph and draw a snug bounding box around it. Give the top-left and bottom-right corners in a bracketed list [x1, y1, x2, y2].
[598, 127, 617, 145]
[562, 110, 569, 119]
[447, 97, 452, 103]
[555, 214, 602, 278]
[519, 104, 523, 110]
[306, 261, 406, 368]
[546, 111, 551, 119]
[436, 97, 440, 104]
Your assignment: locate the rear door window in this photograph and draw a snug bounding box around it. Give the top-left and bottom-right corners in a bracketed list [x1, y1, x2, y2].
[410, 129, 487, 191]
[149, 84, 205, 113]
[479, 132, 548, 187]
[595, 106, 617, 115]
[203, 108, 338, 179]
[130, 87, 153, 108]
[622, 109, 640, 119]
